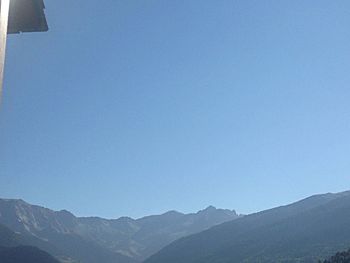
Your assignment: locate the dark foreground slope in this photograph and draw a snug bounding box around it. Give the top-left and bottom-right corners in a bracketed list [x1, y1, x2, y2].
[145, 191, 350, 263]
[0, 223, 59, 263]
[322, 249, 350, 263]
[0, 246, 59, 263]
[0, 223, 21, 247]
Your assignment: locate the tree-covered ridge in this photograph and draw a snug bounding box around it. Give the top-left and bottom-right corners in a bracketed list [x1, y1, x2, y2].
[321, 249, 350, 263]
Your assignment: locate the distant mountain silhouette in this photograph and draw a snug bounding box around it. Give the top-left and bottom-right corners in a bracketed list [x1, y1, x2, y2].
[0, 199, 239, 262]
[145, 191, 350, 263]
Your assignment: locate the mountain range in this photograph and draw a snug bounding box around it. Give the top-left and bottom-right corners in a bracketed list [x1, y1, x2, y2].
[145, 191, 350, 263]
[0, 199, 239, 262]
[2, 191, 350, 263]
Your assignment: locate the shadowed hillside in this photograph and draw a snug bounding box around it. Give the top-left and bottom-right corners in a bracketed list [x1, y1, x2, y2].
[145, 191, 350, 263]
[0, 246, 59, 263]
[322, 249, 350, 263]
[0, 223, 59, 263]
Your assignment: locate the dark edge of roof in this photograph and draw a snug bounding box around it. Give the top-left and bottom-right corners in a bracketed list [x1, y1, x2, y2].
[8, 0, 49, 34]
[32, 0, 49, 33]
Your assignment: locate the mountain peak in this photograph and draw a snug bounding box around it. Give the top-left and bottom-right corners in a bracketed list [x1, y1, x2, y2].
[163, 210, 183, 216]
[198, 206, 235, 214]
[204, 205, 217, 211]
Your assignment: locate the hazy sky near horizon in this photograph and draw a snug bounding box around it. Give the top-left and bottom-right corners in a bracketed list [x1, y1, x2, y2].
[1, 0, 350, 219]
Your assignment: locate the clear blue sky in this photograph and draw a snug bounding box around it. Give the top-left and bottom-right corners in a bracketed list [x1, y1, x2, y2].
[1, 0, 350, 219]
